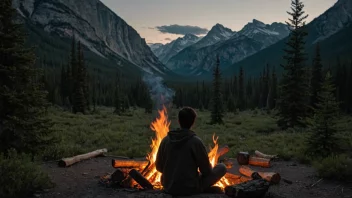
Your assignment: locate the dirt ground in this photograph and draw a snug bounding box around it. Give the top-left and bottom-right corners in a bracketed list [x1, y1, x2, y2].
[36, 156, 352, 198]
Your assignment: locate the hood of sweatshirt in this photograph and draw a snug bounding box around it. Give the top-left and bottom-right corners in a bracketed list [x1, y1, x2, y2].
[167, 128, 196, 146]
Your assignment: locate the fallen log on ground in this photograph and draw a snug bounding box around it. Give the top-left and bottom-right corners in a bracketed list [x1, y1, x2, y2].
[237, 152, 271, 167]
[58, 148, 108, 167]
[237, 152, 250, 165]
[239, 166, 281, 184]
[248, 156, 271, 168]
[112, 159, 149, 169]
[254, 150, 278, 159]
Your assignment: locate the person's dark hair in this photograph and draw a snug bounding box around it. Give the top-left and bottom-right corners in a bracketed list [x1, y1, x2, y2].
[178, 107, 197, 129]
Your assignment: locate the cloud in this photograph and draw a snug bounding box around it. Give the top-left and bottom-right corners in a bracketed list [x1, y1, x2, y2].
[164, 38, 172, 41]
[155, 24, 208, 35]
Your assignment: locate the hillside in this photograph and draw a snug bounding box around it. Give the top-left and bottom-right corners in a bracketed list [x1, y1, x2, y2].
[14, 0, 172, 79]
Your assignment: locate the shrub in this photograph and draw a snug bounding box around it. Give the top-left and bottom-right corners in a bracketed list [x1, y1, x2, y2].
[313, 155, 352, 181]
[0, 150, 54, 198]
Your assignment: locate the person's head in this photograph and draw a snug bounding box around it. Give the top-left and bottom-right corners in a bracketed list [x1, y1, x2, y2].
[178, 107, 197, 129]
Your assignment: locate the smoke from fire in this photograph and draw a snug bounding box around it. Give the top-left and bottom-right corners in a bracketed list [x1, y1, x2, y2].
[142, 72, 175, 110]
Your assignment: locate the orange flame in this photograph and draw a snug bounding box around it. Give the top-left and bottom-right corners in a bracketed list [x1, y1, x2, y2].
[144, 106, 237, 190]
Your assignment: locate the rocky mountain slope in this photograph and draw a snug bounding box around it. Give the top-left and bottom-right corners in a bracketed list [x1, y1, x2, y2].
[167, 20, 289, 75]
[150, 34, 201, 64]
[13, 0, 170, 76]
[148, 43, 164, 52]
[225, 0, 352, 77]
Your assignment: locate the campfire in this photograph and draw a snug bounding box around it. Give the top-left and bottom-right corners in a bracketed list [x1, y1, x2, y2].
[57, 107, 283, 196]
[110, 106, 245, 190]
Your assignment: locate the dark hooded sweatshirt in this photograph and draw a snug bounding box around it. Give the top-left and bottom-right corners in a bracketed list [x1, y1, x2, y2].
[155, 129, 212, 196]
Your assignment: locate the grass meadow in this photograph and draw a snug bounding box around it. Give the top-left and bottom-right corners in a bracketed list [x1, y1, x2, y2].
[45, 106, 352, 166]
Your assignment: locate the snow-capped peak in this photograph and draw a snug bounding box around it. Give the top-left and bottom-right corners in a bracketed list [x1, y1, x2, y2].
[208, 23, 234, 38]
[239, 19, 289, 40]
[190, 23, 234, 49]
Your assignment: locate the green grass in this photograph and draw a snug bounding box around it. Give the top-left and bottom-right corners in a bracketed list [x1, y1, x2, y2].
[45, 106, 352, 162]
[0, 150, 54, 198]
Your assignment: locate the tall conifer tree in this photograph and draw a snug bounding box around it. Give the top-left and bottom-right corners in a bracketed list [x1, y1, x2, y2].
[113, 72, 123, 115]
[210, 56, 224, 124]
[72, 42, 86, 114]
[277, 0, 309, 129]
[268, 66, 278, 109]
[310, 43, 323, 109]
[306, 72, 340, 157]
[238, 66, 245, 110]
[0, 0, 53, 155]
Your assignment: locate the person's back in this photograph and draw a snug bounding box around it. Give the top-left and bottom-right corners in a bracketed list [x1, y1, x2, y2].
[155, 107, 226, 196]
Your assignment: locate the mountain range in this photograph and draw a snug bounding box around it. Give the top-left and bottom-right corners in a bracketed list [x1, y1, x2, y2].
[13, 0, 171, 78]
[224, 0, 352, 77]
[154, 20, 289, 75]
[12, 0, 352, 81]
[149, 34, 201, 64]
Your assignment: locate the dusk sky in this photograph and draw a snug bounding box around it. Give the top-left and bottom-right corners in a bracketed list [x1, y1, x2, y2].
[100, 0, 338, 44]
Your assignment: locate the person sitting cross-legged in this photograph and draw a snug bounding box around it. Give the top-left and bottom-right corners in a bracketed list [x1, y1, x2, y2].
[155, 107, 227, 196]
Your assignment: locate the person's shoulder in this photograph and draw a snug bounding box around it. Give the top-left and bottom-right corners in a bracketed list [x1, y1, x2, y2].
[162, 135, 170, 142]
[190, 135, 204, 144]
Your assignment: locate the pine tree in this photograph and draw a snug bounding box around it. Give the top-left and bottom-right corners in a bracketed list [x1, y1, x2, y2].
[238, 66, 245, 110]
[0, 0, 54, 155]
[246, 77, 253, 108]
[310, 43, 323, 110]
[69, 36, 76, 106]
[348, 60, 352, 113]
[268, 66, 278, 109]
[263, 64, 270, 109]
[91, 69, 97, 112]
[306, 72, 340, 157]
[227, 95, 236, 113]
[145, 94, 153, 114]
[72, 42, 86, 114]
[113, 72, 123, 115]
[210, 56, 224, 124]
[81, 50, 90, 111]
[277, 0, 309, 129]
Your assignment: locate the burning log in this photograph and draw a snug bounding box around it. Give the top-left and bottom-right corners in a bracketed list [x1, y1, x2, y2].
[58, 148, 107, 167]
[129, 169, 154, 189]
[224, 173, 252, 186]
[220, 158, 234, 169]
[225, 172, 241, 180]
[111, 169, 129, 183]
[111, 159, 149, 169]
[239, 166, 281, 184]
[217, 145, 230, 158]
